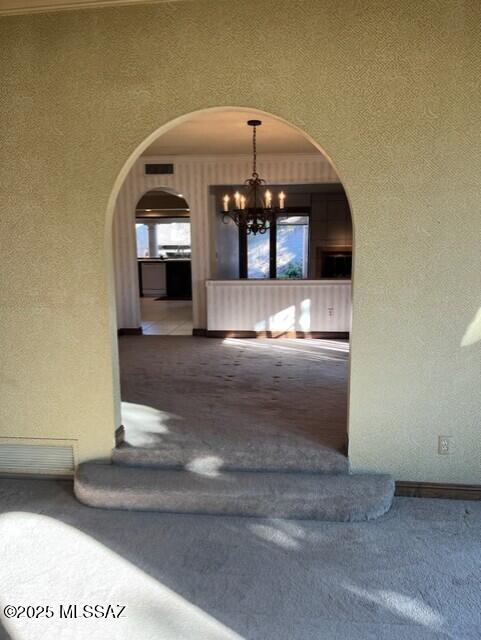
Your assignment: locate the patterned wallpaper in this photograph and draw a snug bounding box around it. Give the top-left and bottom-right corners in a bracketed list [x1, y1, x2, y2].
[114, 153, 339, 329]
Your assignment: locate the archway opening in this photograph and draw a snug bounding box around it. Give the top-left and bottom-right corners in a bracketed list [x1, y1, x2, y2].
[134, 189, 193, 335]
[110, 107, 354, 465]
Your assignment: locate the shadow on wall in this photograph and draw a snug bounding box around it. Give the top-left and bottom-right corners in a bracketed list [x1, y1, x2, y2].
[461, 306, 481, 346]
[254, 300, 312, 332]
[207, 282, 352, 334]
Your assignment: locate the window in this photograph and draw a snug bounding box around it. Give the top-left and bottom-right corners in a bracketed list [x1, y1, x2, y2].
[136, 223, 150, 258]
[136, 218, 191, 259]
[247, 229, 270, 279]
[276, 216, 309, 279]
[240, 214, 310, 279]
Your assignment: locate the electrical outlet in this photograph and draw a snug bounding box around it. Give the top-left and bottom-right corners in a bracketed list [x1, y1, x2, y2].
[328, 307, 334, 317]
[438, 435, 453, 455]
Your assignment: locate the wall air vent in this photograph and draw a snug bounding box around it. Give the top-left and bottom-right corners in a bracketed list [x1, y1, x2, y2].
[0, 440, 76, 477]
[145, 163, 174, 175]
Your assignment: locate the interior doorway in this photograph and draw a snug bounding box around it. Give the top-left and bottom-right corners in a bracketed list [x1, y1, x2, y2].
[111, 107, 353, 467]
[135, 189, 193, 335]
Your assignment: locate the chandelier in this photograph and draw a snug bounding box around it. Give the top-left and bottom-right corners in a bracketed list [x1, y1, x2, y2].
[221, 120, 286, 235]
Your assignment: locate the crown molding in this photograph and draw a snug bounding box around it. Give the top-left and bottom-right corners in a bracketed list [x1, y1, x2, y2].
[139, 153, 329, 163]
[0, 0, 179, 17]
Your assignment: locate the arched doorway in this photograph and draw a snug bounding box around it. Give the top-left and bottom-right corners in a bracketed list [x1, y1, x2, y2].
[109, 107, 354, 463]
[77, 106, 393, 521]
[134, 189, 193, 335]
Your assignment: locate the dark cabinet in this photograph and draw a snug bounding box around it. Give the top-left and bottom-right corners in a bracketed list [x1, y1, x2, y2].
[166, 261, 192, 298]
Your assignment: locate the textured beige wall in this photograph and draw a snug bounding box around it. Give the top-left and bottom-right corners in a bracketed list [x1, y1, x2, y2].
[0, 0, 480, 481]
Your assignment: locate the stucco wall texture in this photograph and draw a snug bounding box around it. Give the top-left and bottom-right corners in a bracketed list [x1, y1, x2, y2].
[0, 0, 480, 481]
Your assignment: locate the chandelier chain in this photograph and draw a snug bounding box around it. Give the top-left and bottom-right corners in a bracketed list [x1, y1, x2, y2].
[252, 124, 257, 176]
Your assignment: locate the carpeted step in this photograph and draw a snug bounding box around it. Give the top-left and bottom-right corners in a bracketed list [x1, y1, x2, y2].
[74, 463, 394, 522]
[111, 439, 349, 475]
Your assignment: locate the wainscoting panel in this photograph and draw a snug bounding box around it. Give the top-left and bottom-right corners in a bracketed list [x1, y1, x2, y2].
[206, 280, 352, 332]
[113, 153, 340, 329]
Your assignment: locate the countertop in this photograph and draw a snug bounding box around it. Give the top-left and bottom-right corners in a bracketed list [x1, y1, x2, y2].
[138, 258, 191, 263]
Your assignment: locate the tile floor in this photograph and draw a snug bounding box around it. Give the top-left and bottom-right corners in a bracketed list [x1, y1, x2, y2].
[140, 298, 193, 335]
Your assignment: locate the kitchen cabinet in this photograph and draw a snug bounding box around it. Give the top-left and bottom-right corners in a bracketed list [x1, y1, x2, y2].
[166, 261, 192, 298]
[138, 261, 166, 297]
[138, 260, 191, 299]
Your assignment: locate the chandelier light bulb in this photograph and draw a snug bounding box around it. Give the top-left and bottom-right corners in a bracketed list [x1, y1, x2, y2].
[219, 120, 288, 235]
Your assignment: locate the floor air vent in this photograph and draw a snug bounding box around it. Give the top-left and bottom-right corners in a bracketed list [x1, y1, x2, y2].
[0, 441, 76, 477]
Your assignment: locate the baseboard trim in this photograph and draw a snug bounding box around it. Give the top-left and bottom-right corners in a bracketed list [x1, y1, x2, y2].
[194, 330, 349, 339]
[395, 481, 481, 501]
[0, 471, 73, 480]
[115, 425, 125, 447]
[118, 327, 143, 336]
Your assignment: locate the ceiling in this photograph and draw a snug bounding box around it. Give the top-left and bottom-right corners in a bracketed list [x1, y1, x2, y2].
[137, 190, 188, 209]
[143, 111, 318, 156]
[0, 0, 167, 16]
[136, 189, 189, 218]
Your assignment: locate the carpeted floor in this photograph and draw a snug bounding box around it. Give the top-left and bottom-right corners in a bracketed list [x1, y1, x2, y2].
[0, 478, 479, 640]
[118, 336, 349, 455]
